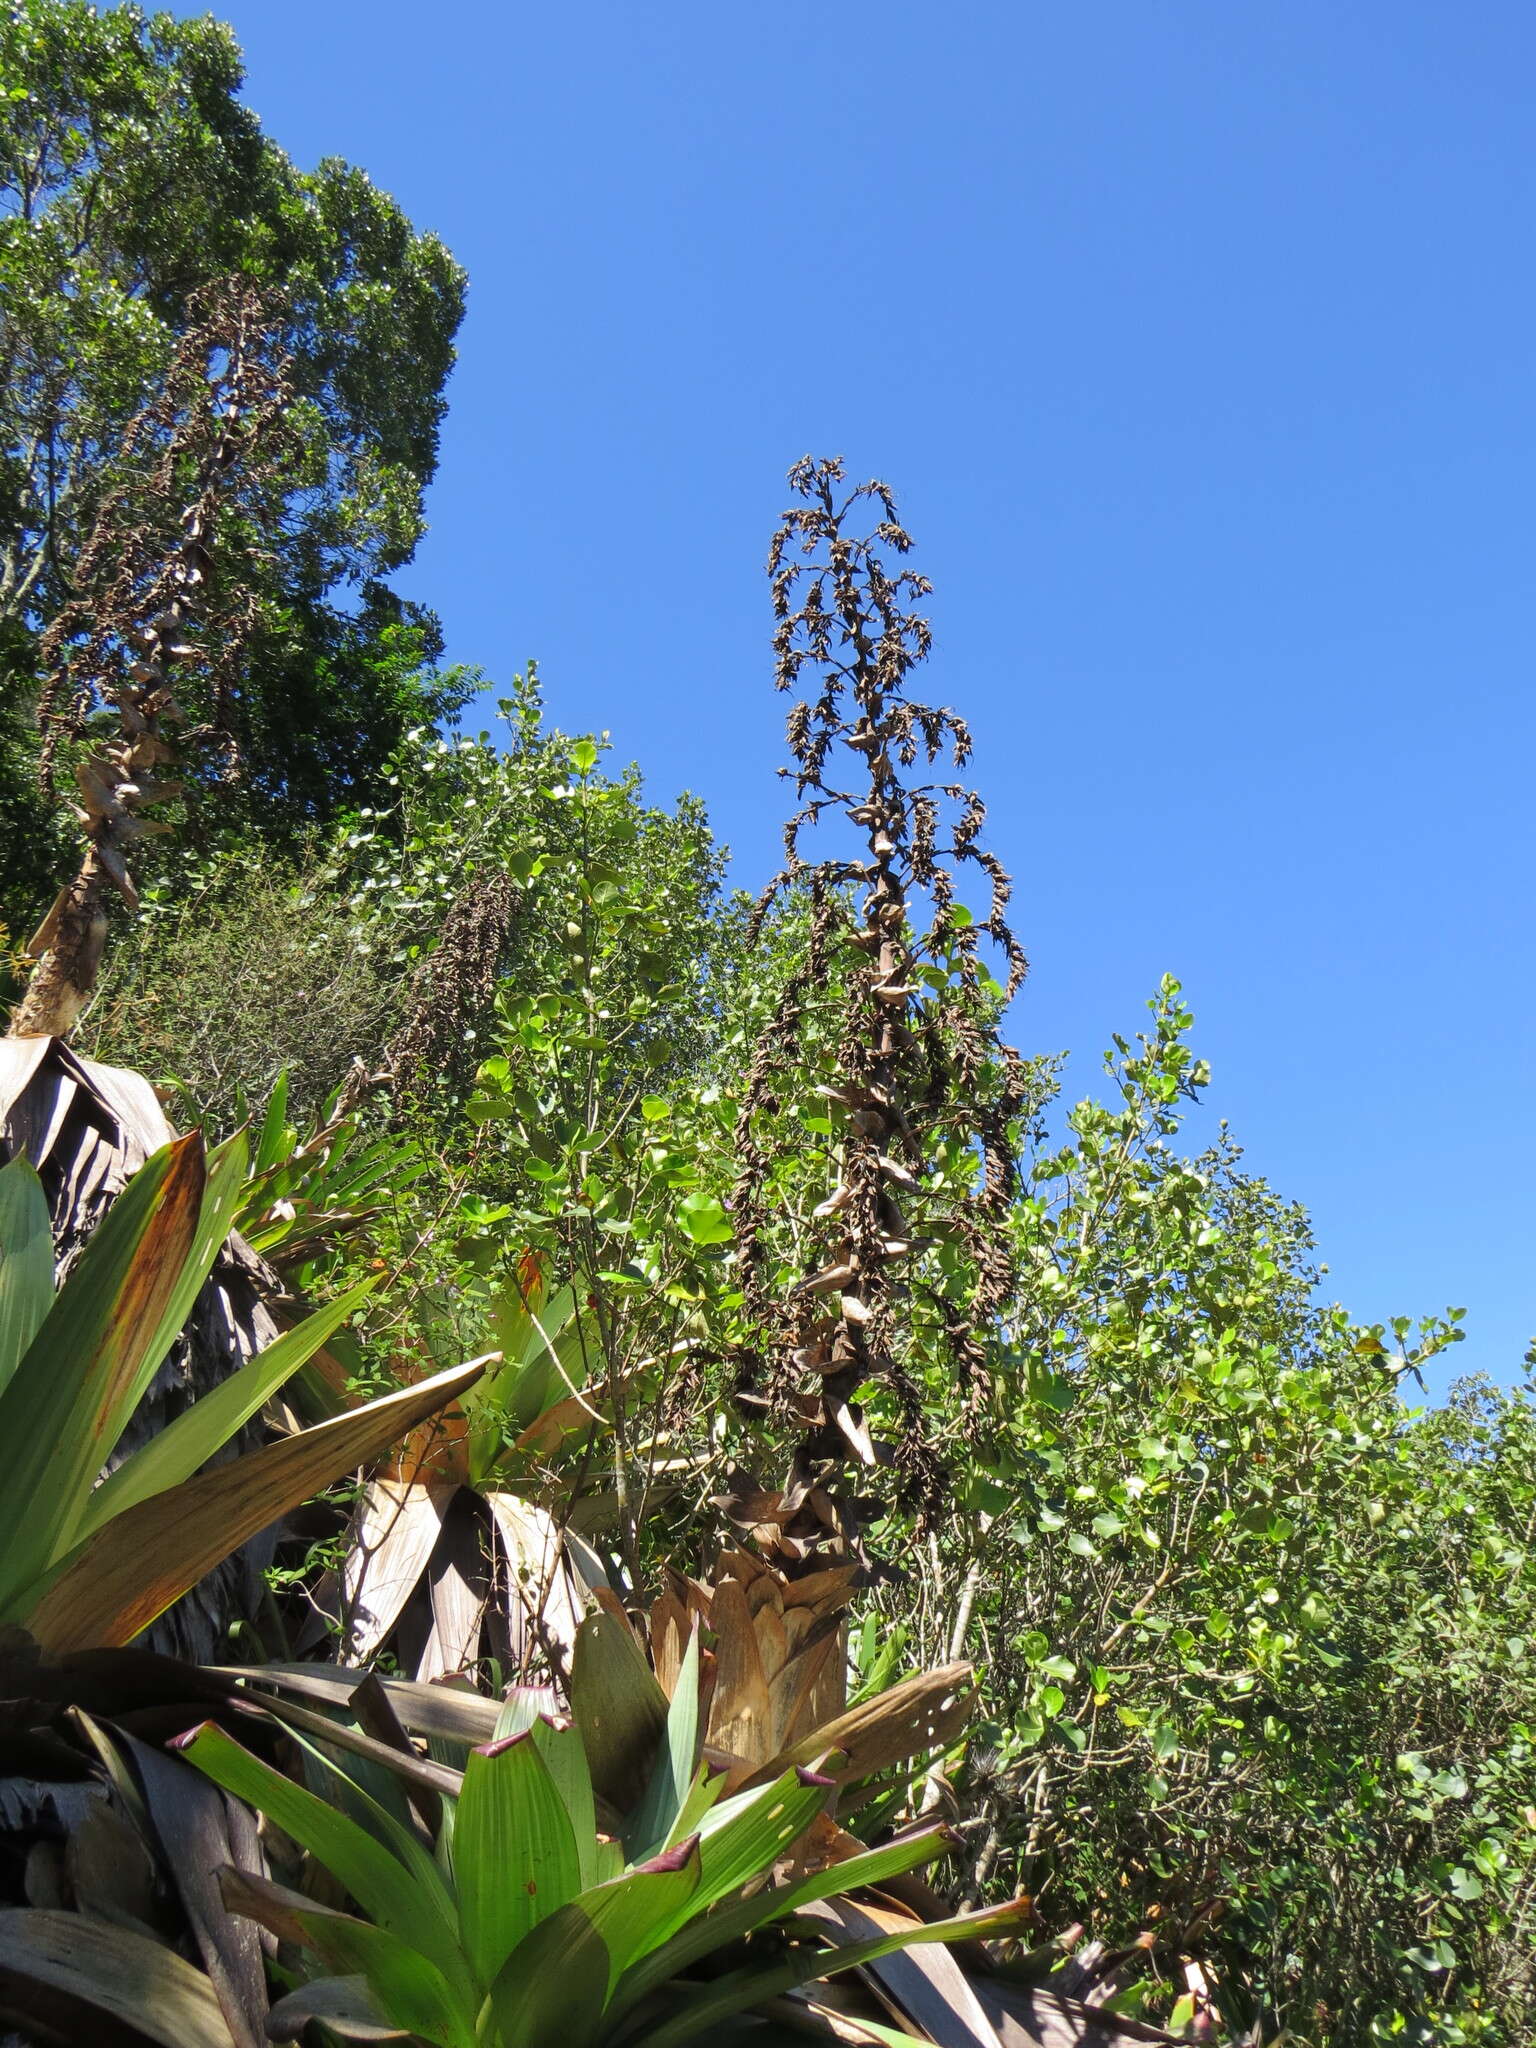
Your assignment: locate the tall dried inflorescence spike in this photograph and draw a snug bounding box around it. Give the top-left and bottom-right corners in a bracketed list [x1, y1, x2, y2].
[11, 279, 294, 1038]
[730, 457, 1028, 1577]
[383, 869, 521, 1095]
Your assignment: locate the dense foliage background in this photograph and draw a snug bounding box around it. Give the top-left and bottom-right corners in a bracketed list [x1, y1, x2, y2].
[4, 8, 1533, 2045]
[75, 680, 1536, 2045]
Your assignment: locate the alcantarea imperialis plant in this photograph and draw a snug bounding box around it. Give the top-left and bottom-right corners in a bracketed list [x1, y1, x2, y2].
[175, 1615, 1031, 2047]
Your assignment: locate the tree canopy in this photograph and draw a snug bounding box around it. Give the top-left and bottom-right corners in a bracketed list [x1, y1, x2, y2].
[0, 0, 467, 928]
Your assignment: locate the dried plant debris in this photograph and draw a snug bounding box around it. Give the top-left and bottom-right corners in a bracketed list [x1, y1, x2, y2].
[382, 868, 521, 1095]
[733, 457, 1029, 1576]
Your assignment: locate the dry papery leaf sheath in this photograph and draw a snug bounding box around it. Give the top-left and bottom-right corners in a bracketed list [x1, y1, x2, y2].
[729, 456, 1028, 1579]
[10, 279, 293, 1039]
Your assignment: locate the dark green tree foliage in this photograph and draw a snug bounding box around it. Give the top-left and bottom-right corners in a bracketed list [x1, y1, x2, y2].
[0, 0, 467, 925]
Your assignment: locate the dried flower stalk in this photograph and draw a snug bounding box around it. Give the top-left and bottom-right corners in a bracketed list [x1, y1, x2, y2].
[11, 280, 294, 1037]
[729, 457, 1028, 1576]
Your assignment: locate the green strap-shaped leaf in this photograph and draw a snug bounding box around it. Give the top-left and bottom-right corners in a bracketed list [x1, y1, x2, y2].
[685, 1766, 828, 1917]
[0, 1135, 203, 1605]
[484, 1902, 610, 2048]
[596, 1767, 832, 2023]
[530, 1714, 600, 1887]
[567, 1835, 702, 1994]
[633, 1894, 1037, 2048]
[0, 1129, 251, 1594]
[663, 1761, 727, 1851]
[219, 1686, 463, 1812]
[496, 1289, 583, 1430]
[116, 1131, 251, 1457]
[291, 1908, 476, 2048]
[0, 1158, 53, 1399]
[455, 1726, 583, 1988]
[78, 1277, 377, 1534]
[255, 1707, 457, 1878]
[21, 1356, 489, 1651]
[570, 1609, 669, 1807]
[606, 1823, 954, 2022]
[174, 1722, 468, 1991]
[491, 1686, 562, 1742]
[253, 1073, 291, 1175]
[625, 1625, 701, 1862]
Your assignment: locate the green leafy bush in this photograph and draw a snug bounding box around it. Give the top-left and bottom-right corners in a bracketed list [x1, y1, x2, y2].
[82, 861, 400, 1133]
[872, 980, 1535, 2043]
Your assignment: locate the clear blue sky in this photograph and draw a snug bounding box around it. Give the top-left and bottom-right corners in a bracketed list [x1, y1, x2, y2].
[205, 1, 1534, 1395]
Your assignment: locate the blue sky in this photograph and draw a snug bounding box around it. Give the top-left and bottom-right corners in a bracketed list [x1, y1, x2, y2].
[207, 1, 1534, 1394]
